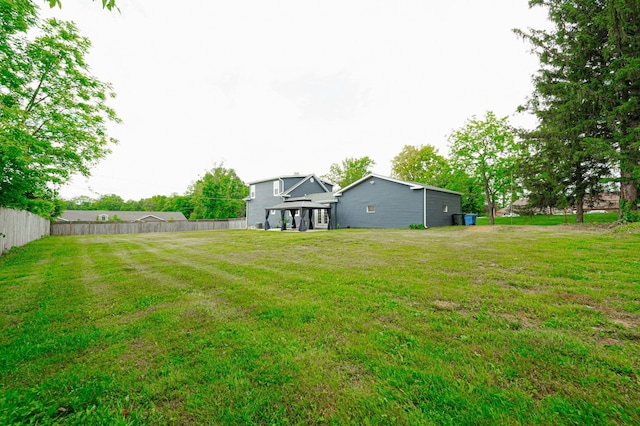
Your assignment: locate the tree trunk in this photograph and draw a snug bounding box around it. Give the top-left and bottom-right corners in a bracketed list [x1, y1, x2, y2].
[483, 175, 494, 225]
[618, 116, 639, 220]
[575, 196, 584, 223]
[619, 170, 639, 219]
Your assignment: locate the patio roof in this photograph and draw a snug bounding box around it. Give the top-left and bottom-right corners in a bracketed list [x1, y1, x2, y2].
[266, 200, 330, 211]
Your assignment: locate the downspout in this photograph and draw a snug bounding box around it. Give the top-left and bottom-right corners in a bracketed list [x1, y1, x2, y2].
[423, 188, 427, 228]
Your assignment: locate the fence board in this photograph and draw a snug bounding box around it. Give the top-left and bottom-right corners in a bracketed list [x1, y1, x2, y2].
[0, 208, 50, 255]
[50, 219, 247, 236]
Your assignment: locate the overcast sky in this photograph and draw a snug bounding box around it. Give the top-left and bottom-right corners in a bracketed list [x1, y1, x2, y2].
[44, 1, 549, 200]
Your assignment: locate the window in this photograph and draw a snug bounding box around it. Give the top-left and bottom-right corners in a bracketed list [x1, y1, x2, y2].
[366, 205, 376, 213]
[98, 214, 109, 221]
[250, 184, 255, 199]
[273, 180, 281, 196]
[442, 205, 448, 213]
[270, 210, 276, 215]
[320, 209, 328, 224]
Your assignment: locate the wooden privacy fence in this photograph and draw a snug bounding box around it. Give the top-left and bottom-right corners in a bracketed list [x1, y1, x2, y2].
[0, 208, 50, 255]
[50, 218, 247, 236]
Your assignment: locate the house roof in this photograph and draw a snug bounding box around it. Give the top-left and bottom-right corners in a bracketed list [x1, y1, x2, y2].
[334, 174, 462, 196]
[247, 174, 334, 188]
[56, 210, 188, 222]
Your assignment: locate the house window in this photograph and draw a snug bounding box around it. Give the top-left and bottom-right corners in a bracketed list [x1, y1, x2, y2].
[250, 185, 255, 199]
[366, 205, 376, 213]
[443, 205, 448, 213]
[98, 214, 108, 221]
[270, 210, 276, 215]
[273, 181, 281, 196]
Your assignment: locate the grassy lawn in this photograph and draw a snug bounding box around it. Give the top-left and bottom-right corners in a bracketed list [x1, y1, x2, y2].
[1, 225, 639, 425]
[476, 211, 620, 226]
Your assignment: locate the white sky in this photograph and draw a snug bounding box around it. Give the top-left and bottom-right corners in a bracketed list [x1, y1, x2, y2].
[44, 0, 549, 200]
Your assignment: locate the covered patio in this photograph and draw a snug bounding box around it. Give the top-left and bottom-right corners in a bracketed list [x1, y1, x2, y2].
[264, 198, 332, 231]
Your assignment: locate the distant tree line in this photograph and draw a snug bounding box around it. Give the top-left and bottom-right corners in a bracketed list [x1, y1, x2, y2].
[63, 165, 249, 220]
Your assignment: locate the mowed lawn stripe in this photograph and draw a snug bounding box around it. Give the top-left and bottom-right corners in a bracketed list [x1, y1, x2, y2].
[0, 226, 639, 424]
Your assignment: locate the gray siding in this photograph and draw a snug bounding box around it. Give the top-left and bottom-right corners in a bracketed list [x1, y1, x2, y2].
[425, 190, 462, 227]
[246, 176, 333, 228]
[336, 178, 425, 228]
[246, 179, 285, 228]
[287, 179, 329, 198]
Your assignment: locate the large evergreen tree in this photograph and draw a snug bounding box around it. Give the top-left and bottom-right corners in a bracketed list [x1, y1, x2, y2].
[517, 0, 639, 221]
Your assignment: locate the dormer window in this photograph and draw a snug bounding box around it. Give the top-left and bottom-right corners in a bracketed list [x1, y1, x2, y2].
[98, 214, 109, 221]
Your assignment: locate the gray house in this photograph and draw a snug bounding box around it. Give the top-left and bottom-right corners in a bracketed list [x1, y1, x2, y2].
[245, 174, 335, 230]
[246, 173, 462, 230]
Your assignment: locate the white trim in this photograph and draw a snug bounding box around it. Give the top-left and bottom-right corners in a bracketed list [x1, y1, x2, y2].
[366, 205, 376, 213]
[136, 214, 166, 222]
[423, 188, 427, 227]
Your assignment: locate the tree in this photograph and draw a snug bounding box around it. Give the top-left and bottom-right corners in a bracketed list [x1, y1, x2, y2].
[162, 194, 194, 219]
[517, 0, 639, 222]
[390, 144, 484, 213]
[323, 156, 375, 189]
[189, 165, 248, 220]
[1, 4, 119, 218]
[46, 0, 117, 10]
[391, 144, 450, 188]
[446, 169, 486, 215]
[448, 112, 517, 225]
[92, 194, 124, 210]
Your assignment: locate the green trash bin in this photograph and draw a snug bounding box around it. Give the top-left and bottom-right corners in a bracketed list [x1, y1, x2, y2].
[452, 214, 464, 225]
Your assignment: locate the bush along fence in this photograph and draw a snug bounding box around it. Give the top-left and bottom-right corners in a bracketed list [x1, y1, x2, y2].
[50, 218, 247, 236]
[0, 208, 51, 255]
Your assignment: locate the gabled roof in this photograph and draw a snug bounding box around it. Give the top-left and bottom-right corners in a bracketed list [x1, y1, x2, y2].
[334, 174, 462, 196]
[247, 174, 305, 185]
[56, 210, 188, 222]
[281, 174, 331, 197]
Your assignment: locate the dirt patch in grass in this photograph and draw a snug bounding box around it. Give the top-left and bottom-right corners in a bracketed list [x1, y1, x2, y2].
[464, 225, 500, 232]
[432, 300, 460, 311]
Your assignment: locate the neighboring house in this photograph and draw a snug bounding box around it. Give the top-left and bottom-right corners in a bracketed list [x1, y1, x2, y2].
[245, 174, 335, 230]
[56, 211, 188, 222]
[246, 173, 462, 230]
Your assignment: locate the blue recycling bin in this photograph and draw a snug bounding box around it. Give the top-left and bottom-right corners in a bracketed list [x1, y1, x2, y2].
[463, 214, 477, 226]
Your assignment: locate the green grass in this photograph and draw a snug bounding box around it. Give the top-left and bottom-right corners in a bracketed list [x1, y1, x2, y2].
[477, 211, 619, 226]
[1, 225, 639, 425]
